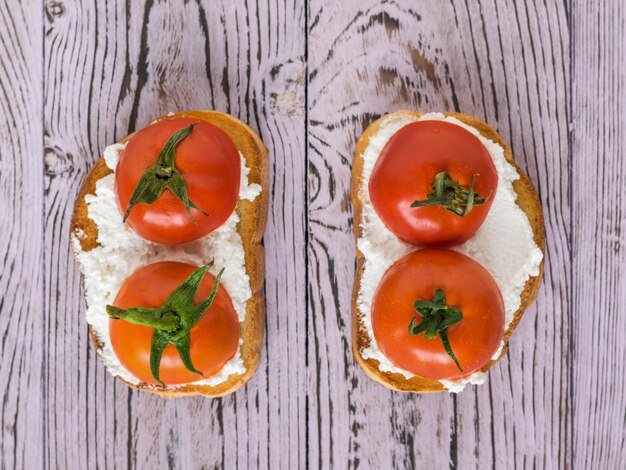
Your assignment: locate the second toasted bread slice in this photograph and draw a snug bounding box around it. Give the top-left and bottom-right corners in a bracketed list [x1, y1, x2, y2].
[351, 110, 544, 393]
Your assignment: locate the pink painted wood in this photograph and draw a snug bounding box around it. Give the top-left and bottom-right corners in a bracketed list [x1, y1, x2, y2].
[572, 2, 626, 468]
[306, 1, 571, 467]
[308, 1, 570, 468]
[0, 0, 624, 468]
[42, 1, 305, 469]
[0, 1, 44, 469]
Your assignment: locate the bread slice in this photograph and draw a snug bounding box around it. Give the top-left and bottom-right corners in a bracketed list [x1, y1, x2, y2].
[351, 110, 545, 393]
[71, 110, 268, 397]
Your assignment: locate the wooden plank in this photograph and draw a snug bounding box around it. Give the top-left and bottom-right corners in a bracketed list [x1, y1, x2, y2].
[0, 1, 44, 469]
[571, 1, 626, 468]
[10, 0, 626, 467]
[306, 1, 570, 468]
[44, 2, 134, 468]
[44, 1, 306, 468]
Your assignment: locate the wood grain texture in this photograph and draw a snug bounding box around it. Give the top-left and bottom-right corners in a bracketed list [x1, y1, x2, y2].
[43, 0, 305, 469]
[571, 1, 626, 468]
[307, 1, 570, 468]
[0, 1, 43, 469]
[1, 0, 625, 468]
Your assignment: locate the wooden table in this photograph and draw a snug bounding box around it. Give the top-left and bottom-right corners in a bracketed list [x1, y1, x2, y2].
[1, 1, 624, 468]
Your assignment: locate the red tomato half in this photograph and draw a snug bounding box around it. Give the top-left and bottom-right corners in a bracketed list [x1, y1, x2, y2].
[368, 120, 498, 246]
[116, 118, 241, 244]
[109, 261, 239, 386]
[371, 249, 504, 380]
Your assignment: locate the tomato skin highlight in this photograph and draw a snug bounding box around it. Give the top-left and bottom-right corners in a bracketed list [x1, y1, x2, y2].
[116, 118, 241, 244]
[371, 249, 504, 380]
[368, 120, 498, 246]
[109, 261, 240, 386]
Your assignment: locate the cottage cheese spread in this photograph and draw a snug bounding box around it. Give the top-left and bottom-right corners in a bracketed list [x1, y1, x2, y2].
[356, 112, 543, 392]
[73, 143, 262, 389]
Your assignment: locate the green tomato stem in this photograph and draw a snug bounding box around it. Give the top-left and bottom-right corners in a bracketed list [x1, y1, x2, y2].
[410, 172, 492, 216]
[123, 123, 208, 223]
[408, 288, 464, 372]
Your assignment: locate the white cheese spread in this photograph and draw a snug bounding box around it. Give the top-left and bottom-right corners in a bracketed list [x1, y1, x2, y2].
[356, 112, 543, 392]
[73, 143, 262, 389]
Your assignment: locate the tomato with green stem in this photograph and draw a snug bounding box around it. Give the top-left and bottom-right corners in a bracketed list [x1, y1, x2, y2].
[115, 117, 241, 245]
[371, 249, 504, 380]
[108, 261, 239, 386]
[368, 119, 498, 246]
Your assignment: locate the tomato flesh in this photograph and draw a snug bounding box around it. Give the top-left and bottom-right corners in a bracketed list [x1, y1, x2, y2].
[371, 249, 504, 380]
[109, 261, 240, 386]
[368, 120, 498, 246]
[116, 117, 241, 244]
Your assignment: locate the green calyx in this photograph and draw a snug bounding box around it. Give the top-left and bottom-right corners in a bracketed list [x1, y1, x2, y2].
[408, 288, 464, 371]
[410, 172, 492, 216]
[106, 263, 224, 387]
[123, 123, 208, 223]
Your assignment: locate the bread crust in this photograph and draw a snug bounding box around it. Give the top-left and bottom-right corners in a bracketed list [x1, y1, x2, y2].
[351, 110, 545, 393]
[71, 110, 268, 398]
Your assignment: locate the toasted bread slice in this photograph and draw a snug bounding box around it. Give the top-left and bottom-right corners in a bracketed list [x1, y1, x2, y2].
[351, 110, 545, 393]
[71, 110, 268, 397]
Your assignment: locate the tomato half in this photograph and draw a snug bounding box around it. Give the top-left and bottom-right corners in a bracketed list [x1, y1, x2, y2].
[116, 117, 241, 244]
[368, 120, 498, 246]
[109, 261, 239, 386]
[371, 249, 504, 380]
